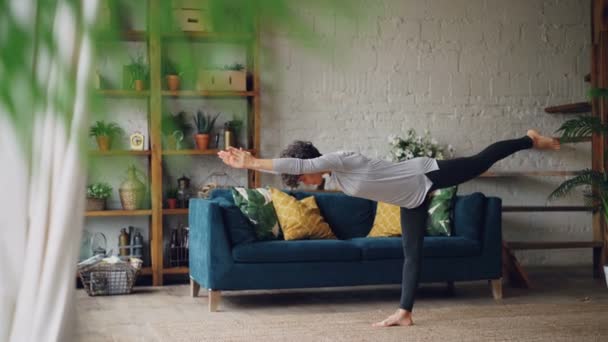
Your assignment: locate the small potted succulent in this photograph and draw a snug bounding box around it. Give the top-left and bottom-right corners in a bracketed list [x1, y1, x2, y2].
[193, 110, 219, 150]
[163, 59, 182, 91]
[89, 120, 124, 151]
[165, 187, 178, 209]
[86, 182, 113, 211]
[124, 54, 149, 91]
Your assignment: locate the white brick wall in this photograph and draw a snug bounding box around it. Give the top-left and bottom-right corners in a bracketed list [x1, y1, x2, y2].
[260, 0, 593, 266]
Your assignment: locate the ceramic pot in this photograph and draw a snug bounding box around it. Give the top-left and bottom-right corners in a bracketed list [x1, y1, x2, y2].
[167, 198, 177, 209]
[195, 134, 210, 150]
[166, 75, 180, 91]
[134, 79, 144, 91]
[96, 135, 111, 151]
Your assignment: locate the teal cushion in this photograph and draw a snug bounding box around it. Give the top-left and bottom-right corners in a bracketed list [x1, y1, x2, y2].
[215, 198, 257, 246]
[288, 191, 375, 239]
[349, 236, 481, 260]
[232, 239, 361, 263]
[453, 193, 486, 240]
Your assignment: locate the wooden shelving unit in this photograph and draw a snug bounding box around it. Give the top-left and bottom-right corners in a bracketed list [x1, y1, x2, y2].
[149, 0, 261, 285]
[86, 1, 262, 286]
[501, 0, 608, 287]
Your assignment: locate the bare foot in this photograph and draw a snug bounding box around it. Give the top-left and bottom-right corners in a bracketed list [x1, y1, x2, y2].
[526, 129, 561, 150]
[372, 309, 414, 327]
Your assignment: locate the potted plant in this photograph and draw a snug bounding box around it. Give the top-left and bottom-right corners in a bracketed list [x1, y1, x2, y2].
[165, 187, 178, 209]
[89, 120, 124, 151]
[124, 54, 149, 91]
[162, 111, 193, 150]
[193, 110, 220, 150]
[163, 59, 182, 91]
[86, 182, 113, 211]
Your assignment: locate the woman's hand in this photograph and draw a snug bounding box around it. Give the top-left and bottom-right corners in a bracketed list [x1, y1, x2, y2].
[217, 147, 253, 169]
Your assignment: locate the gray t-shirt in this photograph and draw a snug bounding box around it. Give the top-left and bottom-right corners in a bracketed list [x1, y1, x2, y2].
[272, 151, 439, 209]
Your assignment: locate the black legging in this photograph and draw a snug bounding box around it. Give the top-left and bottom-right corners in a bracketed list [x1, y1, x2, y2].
[398, 135, 533, 311]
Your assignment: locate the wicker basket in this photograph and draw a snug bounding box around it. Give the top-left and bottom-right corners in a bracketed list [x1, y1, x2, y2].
[78, 259, 141, 296]
[86, 198, 106, 211]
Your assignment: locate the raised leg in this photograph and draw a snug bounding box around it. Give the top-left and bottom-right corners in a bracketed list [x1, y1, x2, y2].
[209, 290, 222, 312]
[490, 278, 503, 300]
[190, 277, 200, 297]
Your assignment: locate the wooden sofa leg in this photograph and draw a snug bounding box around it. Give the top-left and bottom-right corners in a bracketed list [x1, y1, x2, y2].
[209, 290, 222, 312]
[490, 278, 503, 300]
[190, 277, 200, 298]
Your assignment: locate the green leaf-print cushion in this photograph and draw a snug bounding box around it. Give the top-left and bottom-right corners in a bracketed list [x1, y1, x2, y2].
[426, 186, 458, 236]
[231, 187, 281, 240]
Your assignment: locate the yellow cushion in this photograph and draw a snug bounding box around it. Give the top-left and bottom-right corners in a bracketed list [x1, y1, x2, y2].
[270, 188, 337, 240]
[367, 202, 402, 237]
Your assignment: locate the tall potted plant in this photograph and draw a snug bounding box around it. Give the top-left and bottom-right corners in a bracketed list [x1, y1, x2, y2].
[548, 115, 608, 212]
[163, 59, 182, 91]
[86, 182, 113, 211]
[89, 120, 124, 151]
[125, 55, 149, 91]
[193, 110, 219, 150]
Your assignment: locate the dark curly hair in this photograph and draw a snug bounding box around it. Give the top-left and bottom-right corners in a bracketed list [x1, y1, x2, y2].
[280, 140, 323, 189]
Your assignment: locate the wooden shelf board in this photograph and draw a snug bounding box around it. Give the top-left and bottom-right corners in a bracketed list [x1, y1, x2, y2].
[163, 31, 253, 42]
[507, 241, 603, 250]
[89, 150, 151, 156]
[163, 266, 189, 275]
[97, 89, 150, 98]
[162, 90, 257, 98]
[140, 267, 153, 275]
[85, 210, 153, 217]
[99, 30, 147, 42]
[559, 136, 593, 143]
[162, 148, 255, 156]
[502, 206, 593, 212]
[163, 208, 189, 215]
[545, 102, 592, 114]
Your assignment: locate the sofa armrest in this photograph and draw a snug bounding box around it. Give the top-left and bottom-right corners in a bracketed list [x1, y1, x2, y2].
[480, 197, 503, 276]
[189, 199, 234, 288]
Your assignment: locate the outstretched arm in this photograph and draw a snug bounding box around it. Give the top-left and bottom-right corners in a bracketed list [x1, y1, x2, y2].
[217, 147, 344, 175]
[217, 147, 273, 171]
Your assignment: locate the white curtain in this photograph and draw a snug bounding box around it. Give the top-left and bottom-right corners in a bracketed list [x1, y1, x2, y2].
[0, 1, 98, 341]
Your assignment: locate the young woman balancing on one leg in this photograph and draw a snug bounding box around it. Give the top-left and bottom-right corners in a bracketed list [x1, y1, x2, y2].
[217, 130, 560, 327]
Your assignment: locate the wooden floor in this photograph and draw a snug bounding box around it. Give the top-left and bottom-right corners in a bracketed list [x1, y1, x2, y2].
[75, 266, 608, 342]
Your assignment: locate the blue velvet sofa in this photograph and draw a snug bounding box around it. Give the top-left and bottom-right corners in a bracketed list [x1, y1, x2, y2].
[189, 189, 503, 311]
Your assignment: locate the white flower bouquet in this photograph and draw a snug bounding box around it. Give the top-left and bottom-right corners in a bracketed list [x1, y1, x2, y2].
[388, 129, 455, 162]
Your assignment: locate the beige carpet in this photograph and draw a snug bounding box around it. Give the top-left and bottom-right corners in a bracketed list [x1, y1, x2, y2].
[75, 267, 608, 342]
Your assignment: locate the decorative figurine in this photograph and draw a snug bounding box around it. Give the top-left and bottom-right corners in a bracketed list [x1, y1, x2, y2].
[176, 175, 192, 209]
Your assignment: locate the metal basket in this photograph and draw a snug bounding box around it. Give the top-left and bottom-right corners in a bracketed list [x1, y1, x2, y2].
[78, 260, 140, 296]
